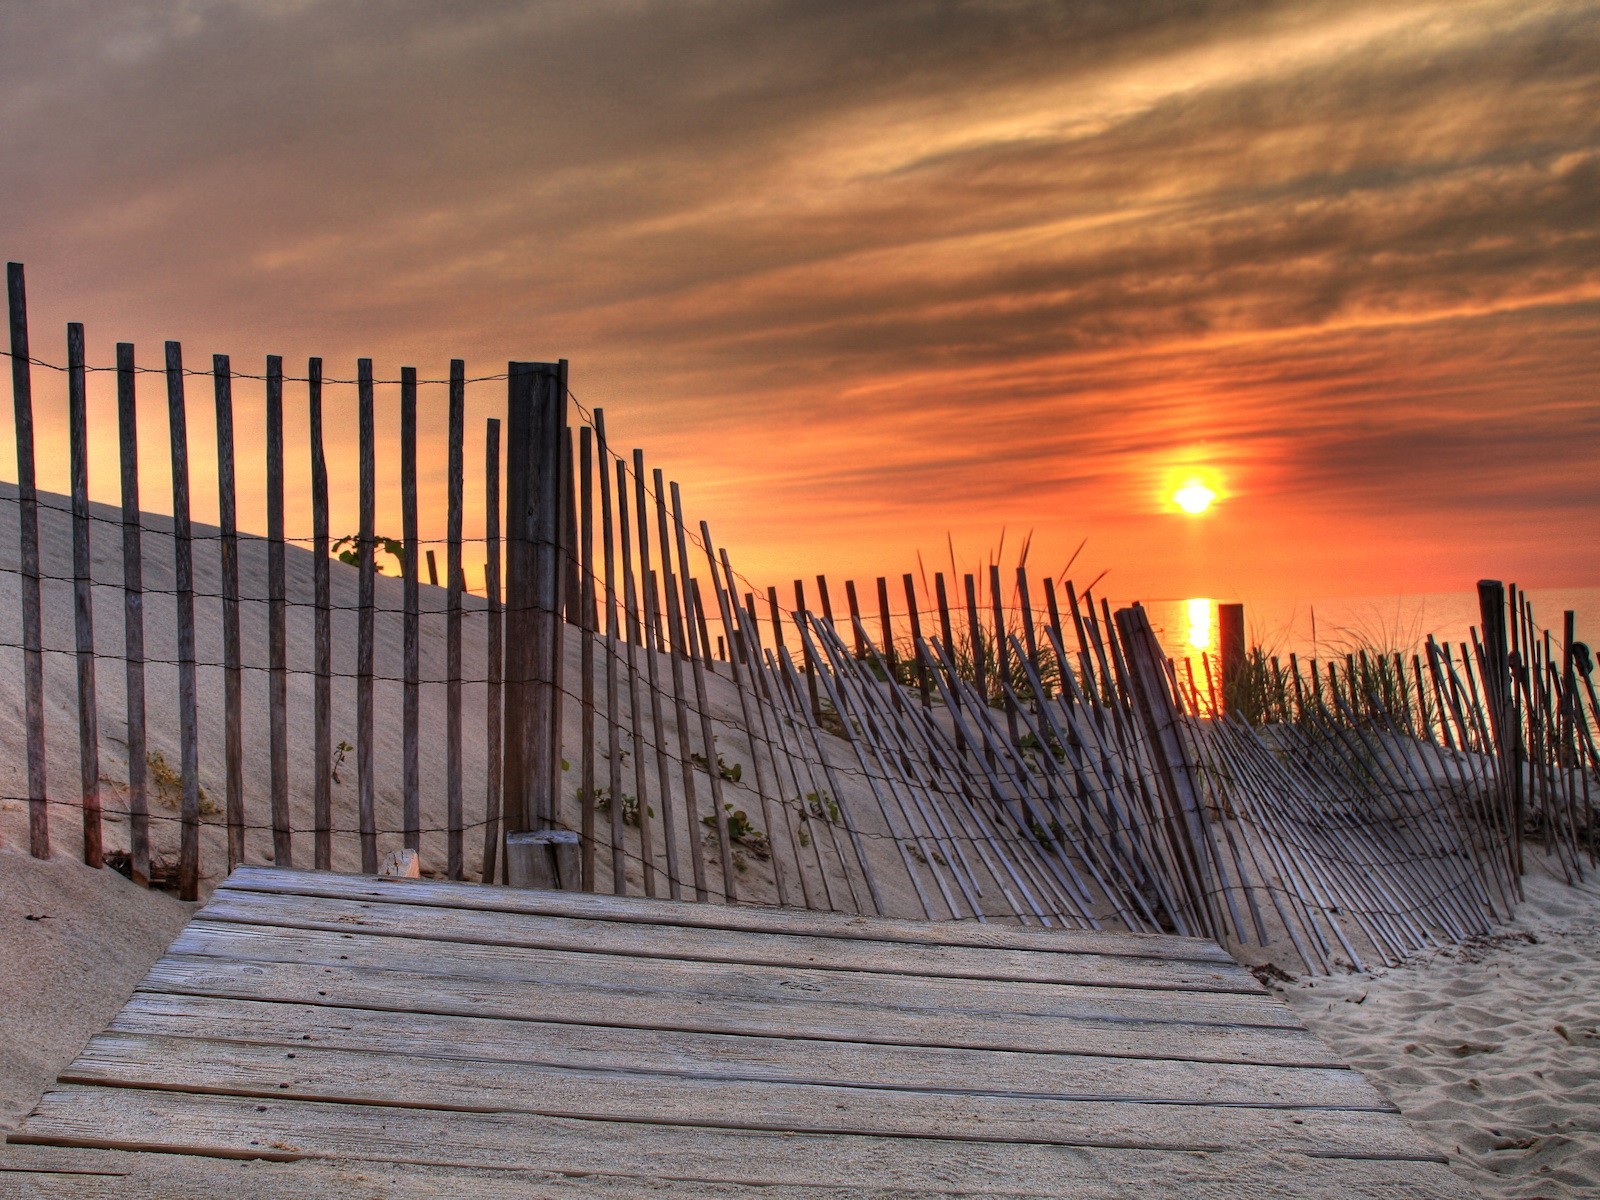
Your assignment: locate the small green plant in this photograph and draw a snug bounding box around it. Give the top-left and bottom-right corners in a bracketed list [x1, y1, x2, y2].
[702, 803, 771, 859]
[148, 750, 216, 816]
[690, 752, 743, 783]
[801, 790, 840, 823]
[332, 533, 406, 574]
[592, 788, 652, 827]
[330, 739, 353, 785]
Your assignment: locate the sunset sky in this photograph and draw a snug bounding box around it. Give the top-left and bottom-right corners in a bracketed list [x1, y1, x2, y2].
[2, 0, 1596, 604]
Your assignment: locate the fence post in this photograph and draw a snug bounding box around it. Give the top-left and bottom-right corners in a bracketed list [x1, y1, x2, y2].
[8, 264, 49, 859]
[1477, 580, 1524, 875]
[1218, 602, 1245, 715]
[68, 323, 102, 869]
[503, 360, 568, 884]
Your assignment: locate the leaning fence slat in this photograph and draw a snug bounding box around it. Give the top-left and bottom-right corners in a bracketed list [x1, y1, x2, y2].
[67, 323, 102, 868]
[593, 412, 630, 895]
[401, 367, 421, 854]
[446, 360, 465, 879]
[617, 455, 667, 898]
[308, 359, 332, 870]
[266, 356, 291, 867]
[118, 344, 149, 884]
[482, 418, 504, 883]
[6, 264, 48, 858]
[356, 358, 379, 874]
[165, 342, 200, 900]
[213, 356, 245, 871]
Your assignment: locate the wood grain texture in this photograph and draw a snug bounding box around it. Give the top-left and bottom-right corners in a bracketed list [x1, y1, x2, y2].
[216, 865, 1237, 964]
[11, 1086, 1473, 1198]
[9, 866, 1470, 1198]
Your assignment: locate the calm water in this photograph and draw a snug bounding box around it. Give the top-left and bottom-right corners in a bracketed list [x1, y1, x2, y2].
[1134, 586, 1600, 669]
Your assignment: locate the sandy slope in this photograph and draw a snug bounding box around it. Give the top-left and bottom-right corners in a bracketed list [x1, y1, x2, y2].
[0, 843, 194, 1134]
[1280, 860, 1600, 1199]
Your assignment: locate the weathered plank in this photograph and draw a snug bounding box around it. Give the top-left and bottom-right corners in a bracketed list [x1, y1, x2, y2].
[106, 992, 1387, 1110]
[12, 1086, 1473, 1198]
[216, 865, 1237, 965]
[194, 890, 1288, 1009]
[60, 1032, 1429, 1160]
[136, 945, 1339, 1068]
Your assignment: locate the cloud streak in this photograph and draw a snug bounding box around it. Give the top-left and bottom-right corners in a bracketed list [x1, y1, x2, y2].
[0, 0, 1595, 597]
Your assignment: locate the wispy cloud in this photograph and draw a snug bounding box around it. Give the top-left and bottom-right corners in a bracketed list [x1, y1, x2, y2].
[1, 0, 1595, 596]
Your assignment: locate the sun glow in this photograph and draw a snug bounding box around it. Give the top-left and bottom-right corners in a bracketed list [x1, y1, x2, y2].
[1173, 480, 1216, 515]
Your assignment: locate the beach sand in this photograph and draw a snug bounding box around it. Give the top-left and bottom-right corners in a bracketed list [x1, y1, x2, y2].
[1279, 860, 1600, 1199]
[0, 843, 193, 1132]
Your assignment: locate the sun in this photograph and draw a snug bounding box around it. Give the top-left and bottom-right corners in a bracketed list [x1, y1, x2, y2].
[1173, 480, 1216, 515]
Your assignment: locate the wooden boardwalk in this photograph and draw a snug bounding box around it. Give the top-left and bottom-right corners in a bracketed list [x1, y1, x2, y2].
[5, 865, 1474, 1198]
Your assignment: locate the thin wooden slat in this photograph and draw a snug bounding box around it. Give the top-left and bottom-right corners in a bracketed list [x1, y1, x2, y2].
[117, 344, 149, 885]
[638, 453, 706, 900]
[67, 322, 101, 868]
[615, 454, 667, 898]
[446, 360, 465, 879]
[265, 355, 291, 867]
[17, 1087, 1468, 1197]
[356, 358, 378, 874]
[593, 413, 628, 895]
[795, 578, 821, 718]
[578, 425, 596, 890]
[307, 359, 332, 871]
[164, 341, 200, 900]
[6, 262, 48, 858]
[481, 418, 504, 883]
[844, 579, 868, 658]
[401, 366, 420, 854]
[219, 865, 1237, 964]
[213, 355, 244, 872]
[62, 1032, 1429, 1160]
[668, 481, 737, 900]
[874, 576, 894, 669]
[903, 573, 931, 707]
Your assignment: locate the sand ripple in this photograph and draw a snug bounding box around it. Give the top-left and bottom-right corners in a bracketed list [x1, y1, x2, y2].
[1281, 865, 1600, 1199]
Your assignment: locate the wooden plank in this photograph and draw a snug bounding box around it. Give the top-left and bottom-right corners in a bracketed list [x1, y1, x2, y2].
[213, 354, 245, 872]
[194, 890, 1283, 1006]
[401, 366, 421, 854]
[356, 358, 378, 874]
[140, 942, 1328, 1067]
[160, 922, 1301, 1064]
[482, 418, 503, 882]
[217, 866, 1236, 964]
[107, 992, 1390, 1111]
[265, 355, 291, 867]
[6, 262, 49, 858]
[446, 361, 465, 879]
[67, 322, 102, 868]
[307, 359, 332, 871]
[117, 343, 150, 885]
[61, 1032, 1429, 1160]
[15, 1086, 1470, 1197]
[164, 341, 200, 900]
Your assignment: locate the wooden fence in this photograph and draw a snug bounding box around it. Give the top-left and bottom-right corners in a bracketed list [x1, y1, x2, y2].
[3, 262, 1597, 972]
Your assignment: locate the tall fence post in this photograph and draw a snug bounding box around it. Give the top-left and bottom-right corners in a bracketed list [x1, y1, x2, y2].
[1218, 602, 1245, 715]
[8, 264, 49, 859]
[1477, 579, 1524, 875]
[503, 360, 568, 886]
[68, 323, 102, 869]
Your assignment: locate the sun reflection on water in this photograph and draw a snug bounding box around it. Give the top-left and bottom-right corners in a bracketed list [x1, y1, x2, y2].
[1186, 597, 1213, 652]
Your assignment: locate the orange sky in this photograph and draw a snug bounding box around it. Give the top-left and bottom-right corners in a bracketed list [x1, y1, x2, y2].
[2, 0, 1597, 605]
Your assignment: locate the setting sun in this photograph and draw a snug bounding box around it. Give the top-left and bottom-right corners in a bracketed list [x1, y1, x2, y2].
[1173, 481, 1217, 515]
